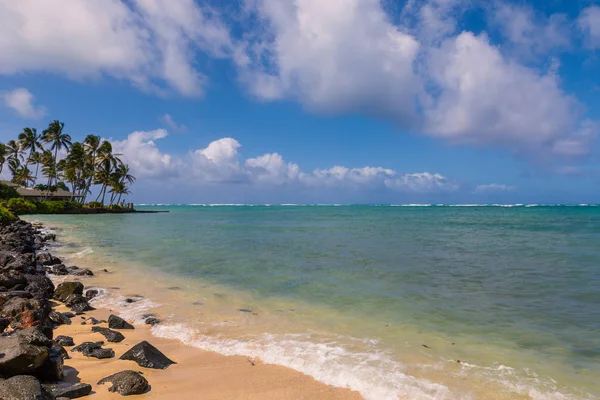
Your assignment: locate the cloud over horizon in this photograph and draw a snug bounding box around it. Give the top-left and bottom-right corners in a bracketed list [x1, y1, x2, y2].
[0, 0, 596, 161]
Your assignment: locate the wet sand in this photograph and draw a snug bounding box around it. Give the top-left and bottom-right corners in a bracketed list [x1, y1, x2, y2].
[54, 305, 363, 399]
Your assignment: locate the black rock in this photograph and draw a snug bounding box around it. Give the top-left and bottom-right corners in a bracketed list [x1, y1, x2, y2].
[0, 317, 10, 333]
[63, 294, 88, 307]
[0, 375, 54, 399]
[145, 317, 160, 326]
[37, 253, 62, 266]
[35, 345, 64, 382]
[125, 298, 135, 303]
[71, 341, 114, 359]
[85, 289, 98, 299]
[92, 326, 125, 343]
[97, 370, 148, 395]
[0, 328, 51, 377]
[62, 312, 76, 318]
[54, 344, 70, 360]
[0, 271, 27, 291]
[85, 317, 102, 325]
[49, 311, 71, 326]
[46, 264, 68, 276]
[70, 302, 95, 314]
[24, 275, 55, 299]
[66, 266, 93, 277]
[53, 282, 84, 302]
[119, 341, 175, 369]
[55, 336, 74, 347]
[43, 382, 92, 398]
[108, 314, 134, 330]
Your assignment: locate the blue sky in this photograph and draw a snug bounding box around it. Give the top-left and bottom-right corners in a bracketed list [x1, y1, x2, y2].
[1, 0, 599, 204]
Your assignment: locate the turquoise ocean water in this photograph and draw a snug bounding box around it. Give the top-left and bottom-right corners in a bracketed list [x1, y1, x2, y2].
[30, 205, 600, 400]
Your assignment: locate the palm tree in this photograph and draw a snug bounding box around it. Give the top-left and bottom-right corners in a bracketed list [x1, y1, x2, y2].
[18, 127, 43, 170]
[82, 135, 101, 203]
[6, 140, 22, 163]
[42, 120, 71, 188]
[0, 143, 7, 177]
[29, 151, 42, 182]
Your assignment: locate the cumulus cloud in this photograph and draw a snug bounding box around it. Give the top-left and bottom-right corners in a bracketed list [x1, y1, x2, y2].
[1, 88, 46, 119]
[159, 114, 187, 132]
[578, 6, 600, 48]
[0, 0, 238, 97]
[112, 129, 454, 194]
[236, 0, 596, 158]
[474, 183, 516, 193]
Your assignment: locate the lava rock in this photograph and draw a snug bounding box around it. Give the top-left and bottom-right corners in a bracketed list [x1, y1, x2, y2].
[0, 328, 51, 377]
[70, 302, 95, 314]
[85, 289, 98, 299]
[91, 327, 125, 343]
[42, 382, 92, 399]
[108, 314, 134, 330]
[97, 370, 148, 395]
[49, 311, 71, 326]
[66, 266, 93, 277]
[0, 375, 53, 400]
[37, 253, 62, 266]
[53, 282, 84, 302]
[119, 341, 175, 369]
[24, 275, 55, 299]
[144, 316, 160, 326]
[63, 294, 88, 307]
[71, 341, 114, 359]
[55, 336, 74, 347]
[45, 264, 68, 276]
[35, 345, 64, 382]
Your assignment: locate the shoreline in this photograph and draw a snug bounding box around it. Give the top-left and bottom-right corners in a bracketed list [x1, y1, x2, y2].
[0, 219, 362, 399]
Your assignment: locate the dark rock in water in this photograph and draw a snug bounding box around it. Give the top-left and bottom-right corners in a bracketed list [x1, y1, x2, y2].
[55, 335, 74, 347]
[53, 282, 84, 302]
[125, 298, 135, 303]
[119, 341, 175, 369]
[98, 370, 148, 395]
[43, 382, 92, 399]
[0, 375, 54, 399]
[49, 311, 71, 326]
[35, 345, 64, 382]
[45, 264, 68, 276]
[145, 317, 160, 326]
[85, 289, 98, 299]
[102, 269, 109, 273]
[167, 286, 181, 290]
[37, 253, 62, 266]
[108, 314, 134, 330]
[24, 275, 55, 299]
[0, 328, 51, 377]
[239, 308, 252, 313]
[71, 341, 114, 359]
[92, 327, 125, 343]
[66, 266, 93, 276]
[63, 294, 88, 307]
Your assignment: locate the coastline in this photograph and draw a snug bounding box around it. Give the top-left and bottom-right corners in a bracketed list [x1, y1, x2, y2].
[37, 220, 363, 399]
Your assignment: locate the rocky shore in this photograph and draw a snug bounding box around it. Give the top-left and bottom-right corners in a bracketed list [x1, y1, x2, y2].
[0, 219, 174, 399]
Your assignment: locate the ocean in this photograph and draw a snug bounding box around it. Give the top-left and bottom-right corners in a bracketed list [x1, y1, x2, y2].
[29, 205, 600, 400]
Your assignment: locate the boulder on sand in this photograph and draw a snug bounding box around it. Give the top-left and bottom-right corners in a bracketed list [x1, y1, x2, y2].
[42, 382, 92, 399]
[53, 282, 83, 302]
[54, 335, 74, 347]
[119, 341, 175, 369]
[91, 326, 125, 343]
[98, 370, 148, 395]
[108, 314, 134, 330]
[0, 375, 53, 400]
[71, 341, 115, 359]
[0, 328, 51, 377]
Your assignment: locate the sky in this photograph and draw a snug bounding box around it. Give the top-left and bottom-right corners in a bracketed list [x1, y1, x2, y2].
[0, 0, 599, 204]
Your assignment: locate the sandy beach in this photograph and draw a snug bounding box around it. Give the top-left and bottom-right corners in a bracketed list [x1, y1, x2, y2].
[54, 304, 363, 399]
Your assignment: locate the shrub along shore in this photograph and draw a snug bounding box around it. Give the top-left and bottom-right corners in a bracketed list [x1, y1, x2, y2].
[0, 217, 174, 398]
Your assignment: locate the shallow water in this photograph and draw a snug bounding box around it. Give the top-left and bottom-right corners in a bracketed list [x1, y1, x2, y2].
[28, 205, 600, 399]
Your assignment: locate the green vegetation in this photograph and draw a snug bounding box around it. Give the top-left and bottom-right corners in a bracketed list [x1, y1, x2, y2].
[0, 183, 20, 200]
[0, 206, 15, 225]
[0, 120, 136, 206]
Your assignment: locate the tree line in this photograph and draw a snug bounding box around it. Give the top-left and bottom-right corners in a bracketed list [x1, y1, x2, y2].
[0, 120, 135, 206]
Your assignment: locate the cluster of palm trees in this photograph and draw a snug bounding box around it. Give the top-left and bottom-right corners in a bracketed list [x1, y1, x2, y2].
[0, 120, 135, 206]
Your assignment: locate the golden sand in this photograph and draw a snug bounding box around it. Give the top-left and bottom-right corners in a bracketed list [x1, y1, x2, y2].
[54, 305, 363, 400]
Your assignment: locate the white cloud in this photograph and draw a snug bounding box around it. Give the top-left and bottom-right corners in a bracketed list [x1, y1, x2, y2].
[159, 114, 187, 132]
[490, 3, 571, 56]
[425, 32, 587, 154]
[0, 0, 237, 97]
[474, 183, 516, 193]
[578, 6, 600, 48]
[1, 88, 46, 119]
[239, 0, 422, 124]
[111, 129, 179, 178]
[112, 129, 454, 193]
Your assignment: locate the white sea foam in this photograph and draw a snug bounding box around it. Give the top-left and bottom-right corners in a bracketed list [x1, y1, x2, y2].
[151, 324, 453, 400]
[63, 247, 94, 260]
